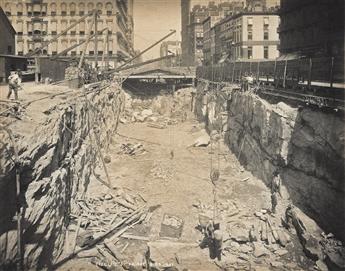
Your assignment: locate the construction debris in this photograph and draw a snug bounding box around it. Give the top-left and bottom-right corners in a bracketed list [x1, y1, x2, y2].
[118, 142, 146, 156]
[150, 161, 174, 180]
[160, 214, 184, 239]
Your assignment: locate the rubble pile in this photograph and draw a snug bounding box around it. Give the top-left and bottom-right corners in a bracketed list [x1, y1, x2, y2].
[64, 66, 81, 80]
[65, 189, 156, 270]
[150, 161, 174, 181]
[121, 88, 195, 126]
[71, 192, 141, 234]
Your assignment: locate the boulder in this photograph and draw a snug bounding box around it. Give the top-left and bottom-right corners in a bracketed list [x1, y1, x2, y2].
[141, 109, 153, 118]
[230, 225, 250, 243]
[193, 134, 210, 147]
[253, 242, 269, 258]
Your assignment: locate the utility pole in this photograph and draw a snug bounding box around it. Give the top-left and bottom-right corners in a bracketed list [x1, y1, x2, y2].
[94, 11, 98, 67]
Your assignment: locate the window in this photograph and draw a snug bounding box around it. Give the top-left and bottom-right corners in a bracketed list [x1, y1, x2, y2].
[264, 31, 269, 40]
[264, 46, 269, 59]
[51, 3, 57, 16]
[51, 20, 57, 35]
[80, 31, 85, 35]
[89, 51, 94, 55]
[247, 17, 253, 25]
[248, 31, 252, 40]
[71, 31, 76, 35]
[106, 2, 112, 16]
[17, 21, 23, 35]
[96, 3, 103, 14]
[70, 3, 76, 16]
[264, 17, 269, 26]
[79, 3, 85, 15]
[52, 51, 57, 55]
[71, 51, 77, 56]
[17, 3, 23, 16]
[98, 51, 103, 55]
[248, 46, 253, 59]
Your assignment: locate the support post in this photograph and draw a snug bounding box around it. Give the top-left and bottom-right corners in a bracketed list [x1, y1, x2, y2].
[101, 32, 107, 68]
[273, 59, 277, 86]
[231, 62, 236, 83]
[283, 60, 287, 88]
[239, 62, 243, 81]
[330, 56, 334, 88]
[256, 61, 260, 82]
[308, 58, 312, 90]
[94, 11, 98, 67]
[35, 57, 39, 84]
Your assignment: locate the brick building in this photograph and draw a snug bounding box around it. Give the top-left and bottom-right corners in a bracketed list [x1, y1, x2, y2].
[0, 0, 135, 67]
[278, 0, 344, 57]
[0, 6, 15, 54]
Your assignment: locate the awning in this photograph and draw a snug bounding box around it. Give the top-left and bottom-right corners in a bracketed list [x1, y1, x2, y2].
[218, 53, 229, 64]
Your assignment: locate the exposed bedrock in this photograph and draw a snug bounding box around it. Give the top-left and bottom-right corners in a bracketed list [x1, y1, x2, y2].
[195, 80, 345, 242]
[0, 84, 124, 269]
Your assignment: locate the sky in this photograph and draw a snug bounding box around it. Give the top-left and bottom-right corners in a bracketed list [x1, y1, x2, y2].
[133, 0, 181, 61]
[132, 0, 225, 60]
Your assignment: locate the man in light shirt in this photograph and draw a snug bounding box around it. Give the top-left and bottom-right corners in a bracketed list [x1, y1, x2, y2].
[7, 71, 21, 100]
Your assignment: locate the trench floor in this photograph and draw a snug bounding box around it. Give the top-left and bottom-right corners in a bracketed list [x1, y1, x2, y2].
[59, 117, 314, 271]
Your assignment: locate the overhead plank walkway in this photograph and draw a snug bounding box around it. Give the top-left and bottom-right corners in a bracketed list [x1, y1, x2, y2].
[116, 66, 196, 80]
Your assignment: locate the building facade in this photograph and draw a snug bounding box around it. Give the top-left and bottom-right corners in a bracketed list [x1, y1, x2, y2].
[278, 0, 344, 57]
[0, 0, 135, 67]
[159, 40, 181, 67]
[205, 11, 279, 65]
[0, 7, 15, 55]
[181, 0, 244, 66]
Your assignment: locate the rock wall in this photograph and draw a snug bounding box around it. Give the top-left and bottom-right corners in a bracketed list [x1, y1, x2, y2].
[195, 80, 345, 242]
[0, 84, 124, 269]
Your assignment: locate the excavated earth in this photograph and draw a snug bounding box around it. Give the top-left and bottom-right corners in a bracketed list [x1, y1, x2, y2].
[0, 81, 344, 271]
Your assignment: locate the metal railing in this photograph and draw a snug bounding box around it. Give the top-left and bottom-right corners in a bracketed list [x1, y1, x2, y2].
[196, 56, 344, 89]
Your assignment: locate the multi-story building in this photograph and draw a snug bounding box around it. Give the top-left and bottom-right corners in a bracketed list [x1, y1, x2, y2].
[278, 0, 344, 57]
[181, 0, 241, 66]
[159, 40, 181, 67]
[0, 6, 15, 55]
[206, 11, 279, 64]
[0, 0, 135, 67]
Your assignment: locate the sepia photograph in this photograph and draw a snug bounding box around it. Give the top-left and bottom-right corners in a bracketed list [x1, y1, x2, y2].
[0, 0, 344, 270]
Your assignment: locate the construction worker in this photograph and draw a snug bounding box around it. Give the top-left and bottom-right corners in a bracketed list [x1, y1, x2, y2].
[272, 171, 282, 197]
[7, 71, 21, 100]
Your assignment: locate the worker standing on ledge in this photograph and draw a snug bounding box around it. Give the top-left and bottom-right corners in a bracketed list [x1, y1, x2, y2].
[7, 71, 21, 100]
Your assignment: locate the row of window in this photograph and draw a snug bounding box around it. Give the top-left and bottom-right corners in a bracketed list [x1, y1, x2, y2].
[6, 10, 113, 17]
[245, 46, 270, 59]
[17, 50, 114, 56]
[17, 30, 114, 36]
[247, 31, 269, 40]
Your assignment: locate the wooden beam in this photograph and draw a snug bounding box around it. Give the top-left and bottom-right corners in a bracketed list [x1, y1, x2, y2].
[115, 30, 176, 71]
